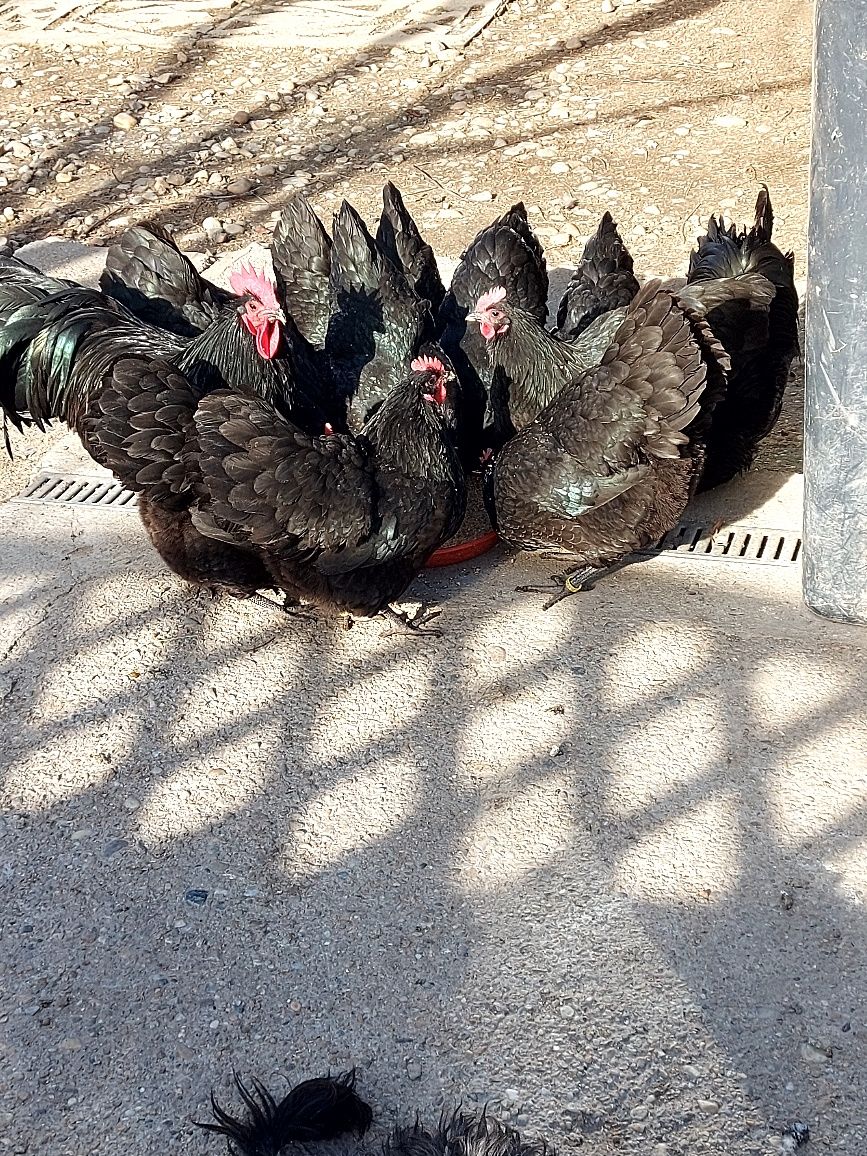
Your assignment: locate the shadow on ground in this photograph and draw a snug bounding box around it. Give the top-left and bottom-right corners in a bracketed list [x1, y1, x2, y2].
[0, 496, 864, 1155]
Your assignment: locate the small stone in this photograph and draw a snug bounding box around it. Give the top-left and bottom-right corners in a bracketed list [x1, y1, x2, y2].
[55, 172, 73, 184]
[406, 1059, 422, 1080]
[549, 232, 572, 247]
[103, 837, 129, 858]
[58, 1037, 82, 1052]
[112, 112, 138, 131]
[202, 215, 223, 235]
[558, 1003, 575, 1019]
[226, 176, 254, 195]
[800, 1041, 832, 1065]
[438, 208, 462, 219]
[224, 223, 245, 237]
[488, 646, 507, 663]
[1, 77, 20, 89]
[600, 0, 615, 11]
[232, 110, 250, 126]
[504, 1088, 521, 1103]
[123, 797, 140, 811]
[551, 161, 570, 174]
[408, 131, 438, 147]
[470, 190, 494, 202]
[697, 1099, 720, 1114]
[71, 829, 92, 842]
[712, 114, 746, 128]
[630, 1105, 648, 1121]
[185, 889, 208, 906]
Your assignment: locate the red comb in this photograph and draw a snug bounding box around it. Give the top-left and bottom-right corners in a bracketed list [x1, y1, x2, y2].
[229, 263, 280, 310]
[475, 285, 507, 312]
[411, 354, 445, 374]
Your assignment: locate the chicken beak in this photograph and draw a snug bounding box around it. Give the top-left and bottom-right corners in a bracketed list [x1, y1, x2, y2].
[466, 311, 482, 323]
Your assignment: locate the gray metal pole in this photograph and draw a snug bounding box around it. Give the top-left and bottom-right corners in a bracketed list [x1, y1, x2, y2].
[803, 1, 867, 624]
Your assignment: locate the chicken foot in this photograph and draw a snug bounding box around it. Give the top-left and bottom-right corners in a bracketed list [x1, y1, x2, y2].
[381, 604, 443, 637]
[517, 563, 613, 609]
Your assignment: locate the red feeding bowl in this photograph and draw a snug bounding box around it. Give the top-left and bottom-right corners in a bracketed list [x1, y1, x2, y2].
[426, 530, 499, 568]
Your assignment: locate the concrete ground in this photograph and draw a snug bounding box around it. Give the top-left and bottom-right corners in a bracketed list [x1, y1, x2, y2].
[1, 229, 866, 1156]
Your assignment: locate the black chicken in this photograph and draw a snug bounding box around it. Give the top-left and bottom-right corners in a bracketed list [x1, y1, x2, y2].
[100, 221, 235, 337]
[377, 180, 446, 315]
[472, 280, 730, 601]
[0, 279, 464, 629]
[2, 253, 327, 434]
[327, 200, 433, 433]
[197, 1070, 372, 1155]
[100, 187, 440, 436]
[437, 202, 548, 457]
[554, 210, 640, 341]
[685, 185, 799, 489]
[189, 348, 465, 627]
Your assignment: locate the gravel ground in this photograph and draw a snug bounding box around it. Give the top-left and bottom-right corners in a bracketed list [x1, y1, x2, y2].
[3, 3, 861, 1156]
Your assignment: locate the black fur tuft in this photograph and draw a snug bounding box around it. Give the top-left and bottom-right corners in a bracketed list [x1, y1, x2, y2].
[387, 1110, 554, 1156]
[196, 1070, 373, 1156]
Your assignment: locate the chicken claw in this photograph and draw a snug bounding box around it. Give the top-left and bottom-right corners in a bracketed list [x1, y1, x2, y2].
[381, 604, 443, 637]
[517, 564, 609, 609]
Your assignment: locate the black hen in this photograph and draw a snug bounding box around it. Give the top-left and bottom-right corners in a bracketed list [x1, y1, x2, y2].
[686, 184, 800, 489]
[377, 180, 445, 315]
[475, 280, 730, 598]
[554, 211, 639, 340]
[196, 1070, 372, 1156]
[188, 348, 465, 624]
[327, 200, 433, 433]
[438, 203, 548, 457]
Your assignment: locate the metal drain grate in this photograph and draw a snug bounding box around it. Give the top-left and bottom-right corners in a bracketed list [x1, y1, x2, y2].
[642, 522, 801, 566]
[13, 471, 138, 510]
[10, 476, 803, 567]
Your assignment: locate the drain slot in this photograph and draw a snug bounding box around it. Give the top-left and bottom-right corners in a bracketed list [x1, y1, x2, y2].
[14, 471, 139, 510]
[642, 522, 802, 566]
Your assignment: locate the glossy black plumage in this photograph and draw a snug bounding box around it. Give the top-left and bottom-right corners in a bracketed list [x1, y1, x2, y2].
[100, 221, 234, 336]
[0, 259, 318, 598]
[554, 211, 639, 339]
[686, 185, 800, 489]
[196, 1070, 372, 1156]
[482, 281, 730, 574]
[377, 180, 446, 315]
[327, 200, 433, 433]
[271, 194, 333, 349]
[187, 353, 465, 618]
[437, 203, 548, 455]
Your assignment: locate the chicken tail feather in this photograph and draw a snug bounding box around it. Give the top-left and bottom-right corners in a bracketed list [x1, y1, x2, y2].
[196, 1070, 373, 1156]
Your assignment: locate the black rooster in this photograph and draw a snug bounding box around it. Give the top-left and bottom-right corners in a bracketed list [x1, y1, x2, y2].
[100, 188, 440, 436]
[686, 185, 800, 489]
[2, 254, 327, 435]
[472, 280, 731, 601]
